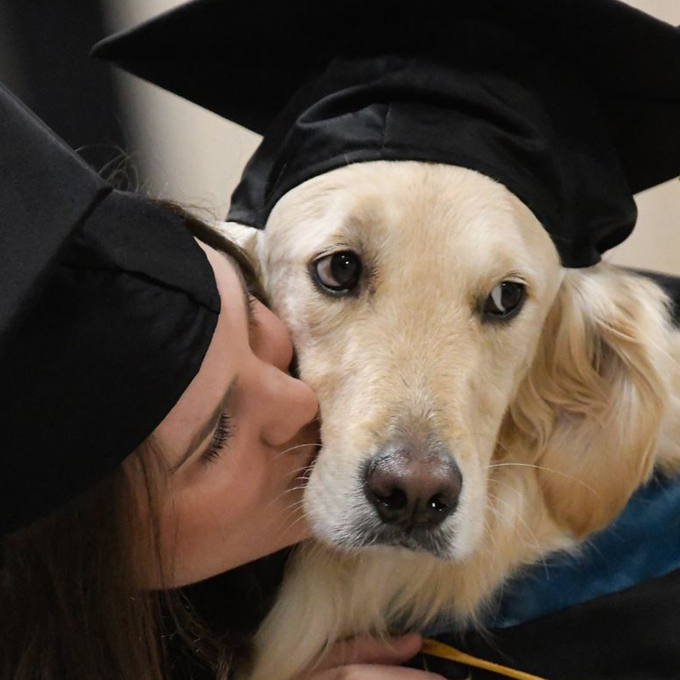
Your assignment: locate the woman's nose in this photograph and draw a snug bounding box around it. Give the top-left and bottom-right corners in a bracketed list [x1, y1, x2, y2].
[252, 302, 319, 446]
[259, 362, 319, 448]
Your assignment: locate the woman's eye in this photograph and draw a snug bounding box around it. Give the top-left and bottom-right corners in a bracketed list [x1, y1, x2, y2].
[201, 412, 234, 465]
[482, 281, 526, 321]
[311, 251, 362, 295]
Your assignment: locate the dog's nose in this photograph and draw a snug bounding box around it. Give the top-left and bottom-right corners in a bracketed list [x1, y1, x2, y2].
[364, 447, 462, 529]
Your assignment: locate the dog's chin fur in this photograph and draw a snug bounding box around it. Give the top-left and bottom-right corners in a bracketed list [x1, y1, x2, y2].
[221, 161, 680, 680]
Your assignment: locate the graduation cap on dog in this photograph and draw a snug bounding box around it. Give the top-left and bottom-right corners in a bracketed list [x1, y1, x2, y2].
[0, 83, 220, 535]
[94, 0, 680, 267]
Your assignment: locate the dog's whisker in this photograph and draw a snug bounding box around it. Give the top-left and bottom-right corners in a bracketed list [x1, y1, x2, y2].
[275, 507, 305, 530]
[487, 462, 600, 496]
[272, 442, 323, 460]
[257, 484, 310, 517]
[280, 484, 310, 496]
[486, 491, 545, 561]
[261, 497, 311, 541]
[282, 511, 310, 534]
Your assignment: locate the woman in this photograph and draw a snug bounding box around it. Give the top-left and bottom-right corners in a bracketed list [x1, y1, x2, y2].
[0, 86, 442, 680]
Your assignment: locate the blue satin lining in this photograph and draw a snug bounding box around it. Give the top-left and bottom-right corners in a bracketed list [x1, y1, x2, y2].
[424, 473, 680, 635]
[487, 473, 680, 628]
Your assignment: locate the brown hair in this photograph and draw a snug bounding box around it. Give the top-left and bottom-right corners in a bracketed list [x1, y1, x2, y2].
[0, 205, 263, 680]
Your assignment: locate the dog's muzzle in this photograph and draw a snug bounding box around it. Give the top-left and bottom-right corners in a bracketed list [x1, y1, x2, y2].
[358, 439, 463, 555]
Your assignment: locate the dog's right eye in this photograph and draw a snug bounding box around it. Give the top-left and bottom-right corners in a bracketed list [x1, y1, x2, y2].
[311, 251, 362, 296]
[482, 281, 526, 322]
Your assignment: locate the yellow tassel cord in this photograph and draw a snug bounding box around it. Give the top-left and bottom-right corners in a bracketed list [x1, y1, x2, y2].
[421, 639, 550, 680]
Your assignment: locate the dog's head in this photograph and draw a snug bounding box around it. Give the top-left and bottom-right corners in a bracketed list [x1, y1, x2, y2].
[226, 160, 669, 561]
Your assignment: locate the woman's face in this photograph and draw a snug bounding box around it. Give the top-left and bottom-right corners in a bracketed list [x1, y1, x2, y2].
[148, 241, 320, 587]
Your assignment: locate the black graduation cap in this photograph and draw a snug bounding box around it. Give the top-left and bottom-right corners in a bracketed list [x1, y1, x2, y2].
[94, 0, 680, 267]
[0, 83, 220, 535]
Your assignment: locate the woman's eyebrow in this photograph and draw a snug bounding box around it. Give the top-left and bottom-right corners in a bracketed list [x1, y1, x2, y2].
[170, 378, 238, 474]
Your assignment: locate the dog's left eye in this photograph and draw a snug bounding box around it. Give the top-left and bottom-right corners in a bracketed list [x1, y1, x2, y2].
[312, 251, 362, 295]
[482, 281, 526, 321]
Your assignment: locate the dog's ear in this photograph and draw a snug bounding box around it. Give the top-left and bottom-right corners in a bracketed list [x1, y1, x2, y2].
[504, 266, 672, 538]
[216, 221, 263, 279]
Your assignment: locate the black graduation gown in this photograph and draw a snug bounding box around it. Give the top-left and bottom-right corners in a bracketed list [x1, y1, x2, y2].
[408, 567, 680, 679]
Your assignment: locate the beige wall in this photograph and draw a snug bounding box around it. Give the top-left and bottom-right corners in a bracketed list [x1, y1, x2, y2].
[103, 0, 260, 220]
[105, 0, 680, 274]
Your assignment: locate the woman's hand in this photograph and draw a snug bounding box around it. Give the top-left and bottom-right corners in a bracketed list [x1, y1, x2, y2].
[297, 633, 445, 679]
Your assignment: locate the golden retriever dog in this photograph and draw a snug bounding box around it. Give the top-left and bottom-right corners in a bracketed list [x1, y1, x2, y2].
[221, 160, 680, 680]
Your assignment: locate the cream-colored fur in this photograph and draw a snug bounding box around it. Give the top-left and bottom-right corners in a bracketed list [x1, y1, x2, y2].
[220, 161, 680, 680]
